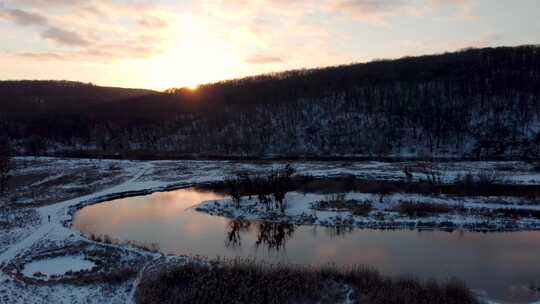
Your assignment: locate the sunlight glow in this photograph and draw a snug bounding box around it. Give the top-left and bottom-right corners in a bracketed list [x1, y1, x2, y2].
[141, 16, 251, 91]
[2, 0, 539, 90]
[186, 84, 199, 91]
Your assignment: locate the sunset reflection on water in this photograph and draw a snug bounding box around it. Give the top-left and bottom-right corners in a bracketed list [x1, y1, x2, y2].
[73, 188, 540, 303]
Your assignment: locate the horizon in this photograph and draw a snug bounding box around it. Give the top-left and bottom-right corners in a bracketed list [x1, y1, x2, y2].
[1, 43, 537, 92]
[1, 1, 539, 90]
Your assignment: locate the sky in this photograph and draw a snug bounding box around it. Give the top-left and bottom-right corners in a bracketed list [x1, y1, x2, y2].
[0, 0, 539, 90]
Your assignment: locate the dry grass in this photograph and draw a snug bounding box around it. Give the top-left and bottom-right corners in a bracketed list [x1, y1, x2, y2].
[298, 176, 540, 201]
[135, 258, 479, 304]
[314, 195, 373, 216]
[395, 201, 456, 217]
[2, 158, 132, 207]
[485, 208, 540, 220]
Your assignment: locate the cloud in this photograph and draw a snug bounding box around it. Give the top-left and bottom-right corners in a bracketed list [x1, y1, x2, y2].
[331, 0, 407, 24]
[138, 16, 168, 29]
[335, 0, 405, 15]
[429, 0, 477, 18]
[430, 0, 474, 7]
[0, 6, 96, 48]
[245, 55, 284, 64]
[17, 52, 64, 60]
[12, 43, 163, 62]
[0, 0, 486, 68]
[5, 0, 86, 7]
[0, 8, 47, 26]
[41, 27, 90, 46]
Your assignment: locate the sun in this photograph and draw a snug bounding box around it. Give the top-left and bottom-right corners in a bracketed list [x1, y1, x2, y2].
[186, 84, 199, 91]
[144, 32, 246, 91]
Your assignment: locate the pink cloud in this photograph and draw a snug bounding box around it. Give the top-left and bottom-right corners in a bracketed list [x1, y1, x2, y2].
[0, 7, 47, 26]
[42, 26, 90, 46]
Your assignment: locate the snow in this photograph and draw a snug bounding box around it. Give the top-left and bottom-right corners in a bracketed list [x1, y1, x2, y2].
[196, 190, 540, 231]
[3, 157, 540, 303]
[22, 256, 95, 279]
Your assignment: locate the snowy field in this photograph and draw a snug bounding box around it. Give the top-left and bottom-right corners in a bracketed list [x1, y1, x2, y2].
[2, 157, 540, 303]
[196, 189, 540, 232]
[22, 256, 95, 280]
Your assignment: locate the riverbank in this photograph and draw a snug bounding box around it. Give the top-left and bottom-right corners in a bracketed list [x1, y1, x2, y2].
[2, 157, 540, 303]
[196, 190, 540, 232]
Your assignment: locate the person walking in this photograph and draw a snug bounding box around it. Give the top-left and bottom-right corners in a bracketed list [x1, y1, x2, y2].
[48, 215, 51, 223]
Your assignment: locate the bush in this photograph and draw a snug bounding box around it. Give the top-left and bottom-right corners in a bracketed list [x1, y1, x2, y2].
[396, 201, 453, 217]
[418, 162, 443, 184]
[0, 138, 12, 196]
[224, 164, 296, 212]
[135, 259, 479, 304]
[108, 163, 121, 171]
[492, 208, 540, 219]
[314, 197, 373, 216]
[269, 164, 295, 212]
[476, 169, 505, 186]
[323, 193, 347, 205]
[351, 201, 373, 216]
[454, 169, 505, 188]
[225, 177, 243, 208]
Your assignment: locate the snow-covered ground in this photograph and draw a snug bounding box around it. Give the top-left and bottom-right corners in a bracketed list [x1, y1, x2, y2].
[22, 256, 95, 280]
[197, 191, 540, 231]
[2, 157, 540, 303]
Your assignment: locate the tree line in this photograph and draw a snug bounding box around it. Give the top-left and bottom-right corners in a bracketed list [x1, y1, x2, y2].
[2, 45, 540, 159]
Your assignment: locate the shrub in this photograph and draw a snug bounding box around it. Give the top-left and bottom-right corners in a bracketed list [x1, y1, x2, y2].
[396, 201, 453, 217]
[492, 208, 540, 219]
[224, 164, 296, 212]
[269, 164, 295, 212]
[454, 173, 475, 187]
[418, 162, 443, 185]
[108, 163, 121, 171]
[135, 259, 479, 304]
[476, 169, 505, 186]
[454, 169, 505, 188]
[351, 201, 373, 216]
[0, 138, 12, 196]
[314, 198, 373, 216]
[323, 193, 347, 205]
[225, 177, 243, 208]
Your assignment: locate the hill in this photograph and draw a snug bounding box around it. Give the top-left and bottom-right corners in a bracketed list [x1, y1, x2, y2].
[0, 80, 156, 119]
[2, 45, 540, 159]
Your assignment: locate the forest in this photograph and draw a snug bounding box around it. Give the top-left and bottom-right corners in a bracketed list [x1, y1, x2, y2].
[1, 45, 540, 159]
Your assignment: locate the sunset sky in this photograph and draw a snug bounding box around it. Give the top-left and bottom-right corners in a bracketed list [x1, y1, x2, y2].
[1, 0, 539, 90]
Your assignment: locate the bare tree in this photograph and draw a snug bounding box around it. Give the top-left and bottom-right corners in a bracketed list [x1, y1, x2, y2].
[253, 175, 272, 210]
[0, 138, 12, 196]
[270, 164, 295, 212]
[225, 177, 243, 208]
[26, 135, 46, 158]
[419, 162, 442, 185]
[402, 166, 413, 182]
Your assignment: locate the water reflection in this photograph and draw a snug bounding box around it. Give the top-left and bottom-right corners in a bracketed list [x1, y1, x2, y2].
[73, 188, 540, 303]
[255, 222, 295, 250]
[225, 220, 296, 251]
[324, 224, 354, 237]
[225, 219, 251, 248]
